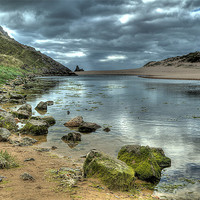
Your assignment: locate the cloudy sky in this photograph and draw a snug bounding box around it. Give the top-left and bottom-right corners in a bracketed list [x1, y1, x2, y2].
[0, 0, 200, 71]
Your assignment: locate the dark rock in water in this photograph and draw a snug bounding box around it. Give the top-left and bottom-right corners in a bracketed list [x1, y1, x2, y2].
[21, 119, 48, 135]
[78, 122, 101, 133]
[35, 101, 48, 111]
[64, 116, 83, 127]
[74, 65, 84, 72]
[0, 128, 11, 142]
[20, 172, 35, 181]
[0, 110, 17, 130]
[103, 127, 111, 132]
[51, 146, 57, 150]
[46, 101, 54, 106]
[83, 150, 135, 191]
[62, 132, 81, 142]
[118, 145, 171, 183]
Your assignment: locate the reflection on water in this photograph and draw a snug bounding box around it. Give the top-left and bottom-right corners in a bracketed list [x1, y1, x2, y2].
[24, 75, 200, 197]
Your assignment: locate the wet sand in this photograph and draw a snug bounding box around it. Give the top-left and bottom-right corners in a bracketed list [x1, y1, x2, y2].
[76, 66, 200, 80]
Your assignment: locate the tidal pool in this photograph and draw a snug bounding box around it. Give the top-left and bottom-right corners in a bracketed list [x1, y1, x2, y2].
[19, 75, 200, 198]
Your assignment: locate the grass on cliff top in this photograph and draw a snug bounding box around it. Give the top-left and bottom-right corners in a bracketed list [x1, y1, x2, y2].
[0, 65, 26, 84]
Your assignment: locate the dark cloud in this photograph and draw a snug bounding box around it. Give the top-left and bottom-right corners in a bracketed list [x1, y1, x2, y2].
[0, 0, 200, 70]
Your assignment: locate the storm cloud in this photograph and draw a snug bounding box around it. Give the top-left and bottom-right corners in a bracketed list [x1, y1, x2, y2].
[0, 0, 200, 71]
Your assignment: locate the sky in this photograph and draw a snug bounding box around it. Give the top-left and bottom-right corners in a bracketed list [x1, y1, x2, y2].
[0, 0, 200, 71]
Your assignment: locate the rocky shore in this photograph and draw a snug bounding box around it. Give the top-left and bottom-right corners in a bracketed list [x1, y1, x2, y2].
[0, 76, 169, 200]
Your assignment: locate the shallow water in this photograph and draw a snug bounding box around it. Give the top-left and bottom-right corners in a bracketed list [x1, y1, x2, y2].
[17, 75, 200, 197]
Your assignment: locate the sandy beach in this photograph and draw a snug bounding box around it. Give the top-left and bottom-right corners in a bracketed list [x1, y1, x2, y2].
[76, 66, 200, 80]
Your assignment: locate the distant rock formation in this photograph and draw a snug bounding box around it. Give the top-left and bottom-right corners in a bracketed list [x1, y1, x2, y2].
[74, 65, 84, 72]
[143, 51, 200, 68]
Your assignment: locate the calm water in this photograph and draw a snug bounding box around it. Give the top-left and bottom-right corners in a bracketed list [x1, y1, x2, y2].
[24, 75, 200, 197]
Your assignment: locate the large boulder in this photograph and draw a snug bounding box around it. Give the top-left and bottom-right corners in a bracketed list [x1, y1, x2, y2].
[30, 116, 56, 127]
[0, 128, 11, 142]
[118, 145, 171, 183]
[21, 119, 48, 135]
[0, 111, 17, 130]
[9, 93, 26, 104]
[78, 122, 101, 133]
[12, 104, 32, 119]
[83, 150, 135, 191]
[35, 101, 48, 111]
[62, 132, 81, 142]
[64, 116, 83, 127]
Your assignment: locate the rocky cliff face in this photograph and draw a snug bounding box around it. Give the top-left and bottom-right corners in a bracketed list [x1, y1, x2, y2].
[143, 51, 200, 69]
[0, 26, 76, 76]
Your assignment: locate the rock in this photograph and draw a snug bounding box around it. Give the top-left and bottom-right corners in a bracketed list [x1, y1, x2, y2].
[64, 116, 83, 127]
[30, 116, 55, 127]
[78, 122, 101, 133]
[74, 65, 84, 72]
[51, 146, 57, 150]
[42, 116, 56, 126]
[18, 104, 32, 115]
[12, 110, 30, 119]
[35, 101, 48, 111]
[103, 127, 111, 132]
[9, 93, 26, 100]
[24, 158, 35, 162]
[61, 132, 81, 142]
[9, 136, 37, 146]
[20, 172, 35, 181]
[0, 110, 17, 130]
[35, 148, 50, 152]
[46, 101, 54, 106]
[83, 150, 135, 191]
[21, 119, 48, 135]
[0, 128, 11, 142]
[118, 145, 171, 183]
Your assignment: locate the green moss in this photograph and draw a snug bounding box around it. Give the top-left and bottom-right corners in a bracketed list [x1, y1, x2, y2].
[118, 145, 171, 183]
[84, 151, 135, 191]
[21, 121, 48, 135]
[0, 150, 19, 169]
[0, 116, 17, 130]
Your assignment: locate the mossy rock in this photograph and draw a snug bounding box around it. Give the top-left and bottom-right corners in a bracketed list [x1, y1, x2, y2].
[0, 111, 17, 130]
[12, 110, 30, 119]
[30, 116, 56, 127]
[21, 119, 48, 135]
[83, 150, 135, 191]
[118, 145, 171, 183]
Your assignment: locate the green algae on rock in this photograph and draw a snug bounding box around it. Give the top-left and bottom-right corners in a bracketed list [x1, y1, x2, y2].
[83, 150, 135, 191]
[21, 119, 48, 135]
[118, 145, 171, 183]
[0, 110, 17, 130]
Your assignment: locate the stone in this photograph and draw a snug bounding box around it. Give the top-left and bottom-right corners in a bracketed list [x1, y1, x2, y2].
[61, 132, 81, 142]
[18, 104, 32, 116]
[20, 172, 35, 181]
[30, 116, 55, 127]
[83, 150, 135, 191]
[35, 101, 48, 111]
[118, 145, 171, 183]
[0, 110, 17, 130]
[64, 116, 83, 127]
[9, 93, 25, 100]
[103, 127, 111, 132]
[24, 158, 35, 162]
[78, 122, 101, 133]
[9, 136, 37, 146]
[21, 119, 48, 135]
[74, 65, 84, 72]
[46, 101, 54, 106]
[0, 128, 11, 142]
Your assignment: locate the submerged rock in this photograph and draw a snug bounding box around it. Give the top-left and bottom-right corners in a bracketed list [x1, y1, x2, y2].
[118, 145, 171, 183]
[83, 150, 135, 191]
[62, 132, 81, 142]
[0, 128, 11, 142]
[64, 116, 83, 127]
[78, 122, 101, 133]
[21, 119, 48, 135]
[35, 101, 48, 111]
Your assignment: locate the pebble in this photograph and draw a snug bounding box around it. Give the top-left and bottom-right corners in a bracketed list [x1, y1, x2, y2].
[24, 158, 35, 162]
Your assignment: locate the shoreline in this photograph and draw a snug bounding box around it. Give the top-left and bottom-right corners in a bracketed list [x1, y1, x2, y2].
[76, 66, 200, 80]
